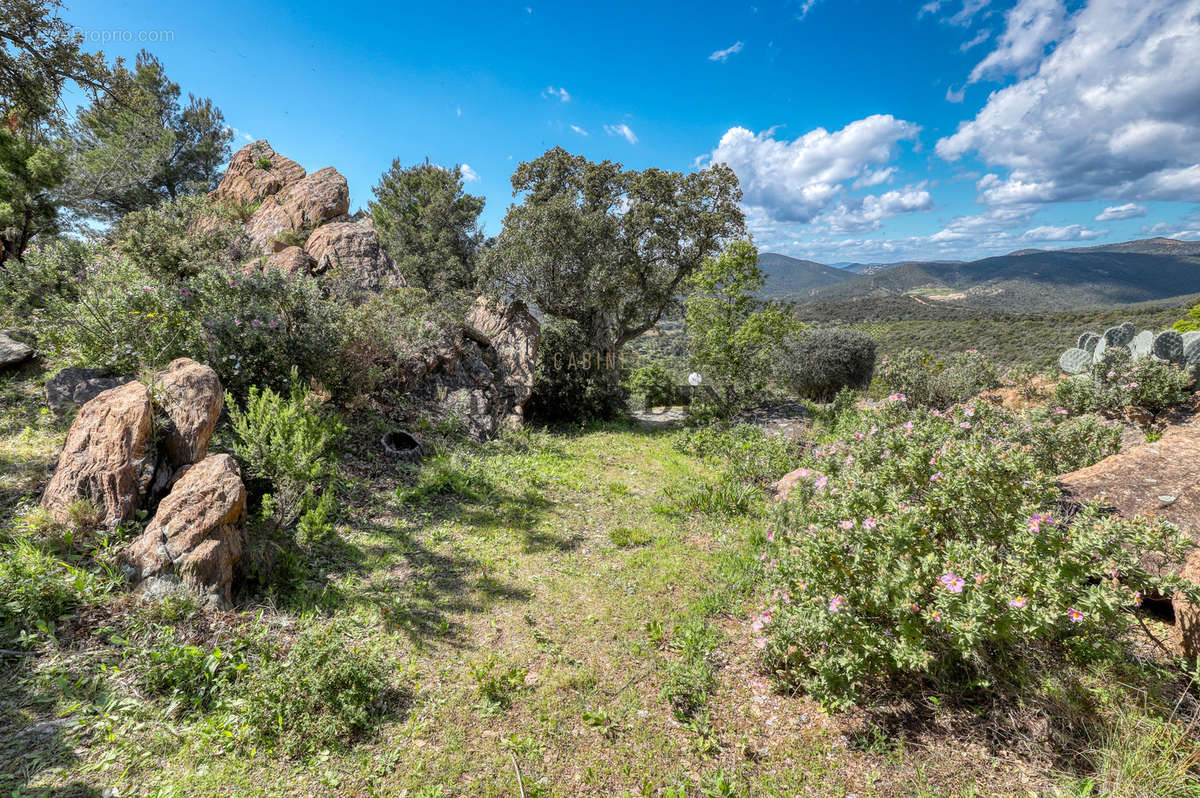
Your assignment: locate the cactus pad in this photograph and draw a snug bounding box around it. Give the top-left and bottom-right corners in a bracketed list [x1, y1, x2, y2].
[1078, 332, 1101, 354]
[1104, 325, 1134, 347]
[1059, 348, 1092, 375]
[1153, 330, 1185, 362]
[1130, 330, 1154, 359]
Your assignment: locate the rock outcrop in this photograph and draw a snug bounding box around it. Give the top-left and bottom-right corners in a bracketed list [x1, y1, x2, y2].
[0, 330, 34, 369]
[263, 245, 316, 276]
[122, 454, 248, 609]
[464, 298, 540, 431]
[245, 166, 350, 253]
[209, 140, 305, 207]
[150, 358, 224, 469]
[41, 381, 155, 526]
[304, 220, 399, 292]
[1059, 422, 1200, 654]
[45, 368, 134, 414]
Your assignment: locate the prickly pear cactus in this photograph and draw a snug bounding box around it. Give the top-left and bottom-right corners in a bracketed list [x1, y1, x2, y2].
[1153, 330, 1185, 362]
[1130, 330, 1154, 359]
[1120, 321, 1135, 340]
[1092, 336, 1107, 364]
[1183, 331, 1200, 349]
[1078, 332, 1101, 354]
[1059, 348, 1093, 375]
[1104, 325, 1134, 347]
[1185, 337, 1200, 369]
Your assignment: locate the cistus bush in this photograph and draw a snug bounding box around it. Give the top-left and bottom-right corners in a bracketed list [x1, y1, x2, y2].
[776, 328, 876, 402]
[625, 364, 678, 410]
[876, 348, 1000, 409]
[756, 398, 1197, 710]
[1053, 347, 1193, 417]
[525, 320, 628, 423]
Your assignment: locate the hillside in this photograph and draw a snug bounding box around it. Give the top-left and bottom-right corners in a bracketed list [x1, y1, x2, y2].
[756, 252, 854, 295]
[790, 240, 1200, 310]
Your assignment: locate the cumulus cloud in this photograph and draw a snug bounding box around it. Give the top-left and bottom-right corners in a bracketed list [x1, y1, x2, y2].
[460, 164, 479, 182]
[816, 187, 934, 233]
[969, 0, 1066, 82]
[938, 0, 1200, 206]
[928, 205, 1038, 244]
[1095, 202, 1147, 221]
[707, 115, 921, 223]
[605, 122, 638, 145]
[708, 41, 744, 61]
[569, 124, 589, 136]
[1021, 224, 1101, 241]
[542, 86, 570, 102]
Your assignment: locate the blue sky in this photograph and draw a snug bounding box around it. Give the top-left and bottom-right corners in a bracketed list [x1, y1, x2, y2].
[65, 0, 1200, 263]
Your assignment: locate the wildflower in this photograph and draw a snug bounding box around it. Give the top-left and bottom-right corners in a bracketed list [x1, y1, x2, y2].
[754, 637, 767, 649]
[815, 476, 828, 490]
[959, 422, 972, 429]
[766, 528, 775, 542]
[909, 602, 920, 613]
[839, 520, 855, 530]
[886, 392, 907, 403]
[1067, 607, 1084, 624]
[1027, 513, 1053, 533]
[1009, 597, 1027, 609]
[939, 573, 965, 593]
[828, 596, 845, 613]
[973, 573, 986, 585]
[863, 517, 877, 531]
[965, 407, 975, 417]
[1133, 591, 1143, 607]
[931, 610, 942, 622]
[930, 472, 943, 483]
[902, 421, 914, 435]
[1053, 407, 1068, 415]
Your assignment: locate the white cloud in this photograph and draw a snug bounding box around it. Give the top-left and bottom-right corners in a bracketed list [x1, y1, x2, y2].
[938, 0, 1200, 206]
[1142, 221, 1200, 239]
[569, 124, 589, 136]
[960, 28, 992, 51]
[928, 205, 1038, 244]
[797, 0, 820, 19]
[816, 187, 934, 233]
[1021, 223, 1101, 241]
[605, 123, 638, 145]
[969, 0, 1066, 82]
[852, 167, 897, 189]
[707, 115, 921, 223]
[945, 85, 966, 103]
[542, 86, 570, 102]
[1095, 202, 1147, 221]
[924, 0, 991, 26]
[708, 41, 744, 62]
[460, 164, 479, 182]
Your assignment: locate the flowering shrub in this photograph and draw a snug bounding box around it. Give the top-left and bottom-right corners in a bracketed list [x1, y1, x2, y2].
[877, 348, 1000, 409]
[757, 399, 1196, 709]
[1053, 348, 1192, 416]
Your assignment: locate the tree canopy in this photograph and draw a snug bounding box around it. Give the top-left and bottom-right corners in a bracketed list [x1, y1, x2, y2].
[480, 146, 745, 383]
[369, 159, 484, 294]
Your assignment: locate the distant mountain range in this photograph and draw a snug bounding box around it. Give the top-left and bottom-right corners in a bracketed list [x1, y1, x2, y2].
[758, 238, 1200, 311]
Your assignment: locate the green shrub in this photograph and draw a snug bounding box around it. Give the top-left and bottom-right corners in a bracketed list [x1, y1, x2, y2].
[0, 537, 106, 647]
[759, 400, 1198, 710]
[661, 617, 721, 719]
[877, 348, 1000, 409]
[1053, 348, 1193, 416]
[1173, 302, 1200, 333]
[777, 328, 876, 402]
[672, 423, 802, 485]
[237, 625, 399, 756]
[137, 628, 250, 715]
[0, 238, 86, 324]
[526, 320, 628, 423]
[112, 194, 245, 279]
[225, 372, 343, 533]
[625, 364, 678, 409]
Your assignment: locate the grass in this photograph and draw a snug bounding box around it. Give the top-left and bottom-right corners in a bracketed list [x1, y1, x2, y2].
[3, 362, 1200, 796]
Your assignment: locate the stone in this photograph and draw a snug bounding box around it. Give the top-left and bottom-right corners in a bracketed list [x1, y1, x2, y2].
[464, 298, 541, 430]
[1058, 424, 1200, 654]
[264, 245, 316, 276]
[772, 467, 825, 502]
[41, 381, 155, 526]
[150, 358, 223, 469]
[122, 454, 247, 609]
[45, 367, 135, 413]
[0, 330, 34, 368]
[304, 220, 399, 292]
[209, 140, 305, 207]
[245, 166, 350, 253]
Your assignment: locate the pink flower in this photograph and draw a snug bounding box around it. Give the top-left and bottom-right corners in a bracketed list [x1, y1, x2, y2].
[839, 520, 855, 530]
[973, 573, 986, 585]
[1133, 591, 1143, 607]
[828, 596, 845, 613]
[766, 528, 775, 543]
[886, 392, 907, 403]
[939, 573, 964, 593]
[1067, 607, 1084, 623]
[931, 611, 942, 622]
[959, 422, 972, 429]
[1027, 514, 1053, 533]
[1009, 597, 1027, 609]
[1054, 407, 1068, 415]
[754, 637, 767, 649]
[930, 472, 943, 483]
[909, 602, 920, 613]
[863, 517, 877, 531]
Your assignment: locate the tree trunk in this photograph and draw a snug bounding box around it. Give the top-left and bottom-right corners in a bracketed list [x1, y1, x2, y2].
[589, 314, 624, 390]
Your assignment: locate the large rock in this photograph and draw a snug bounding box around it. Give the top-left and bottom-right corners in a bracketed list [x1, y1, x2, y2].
[1058, 423, 1200, 654]
[464, 298, 540, 430]
[264, 245, 316, 276]
[122, 454, 248, 609]
[210, 140, 305, 207]
[245, 166, 350, 253]
[150, 358, 223, 469]
[0, 330, 34, 368]
[45, 368, 135, 413]
[304, 221, 399, 292]
[41, 382, 155, 526]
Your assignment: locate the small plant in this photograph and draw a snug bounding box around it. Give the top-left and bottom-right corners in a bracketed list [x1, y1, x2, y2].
[469, 654, 527, 714]
[136, 628, 249, 715]
[581, 707, 615, 736]
[625, 364, 678, 409]
[254, 156, 272, 169]
[608, 526, 651, 548]
[0, 536, 108, 647]
[662, 617, 721, 719]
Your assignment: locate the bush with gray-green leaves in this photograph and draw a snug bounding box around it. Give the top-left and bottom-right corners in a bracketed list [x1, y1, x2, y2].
[1056, 322, 1195, 415]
